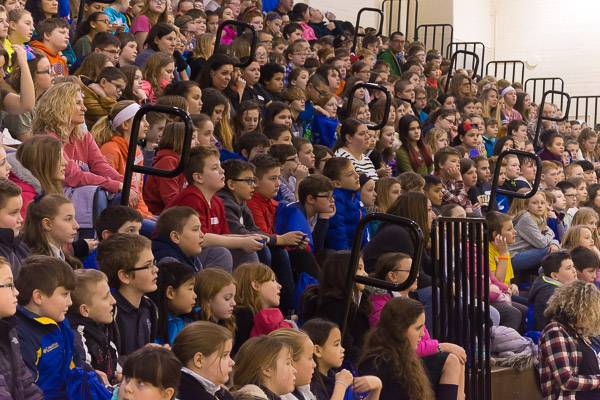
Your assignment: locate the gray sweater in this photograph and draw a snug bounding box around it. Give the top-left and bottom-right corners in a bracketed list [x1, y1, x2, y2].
[507, 211, 558, 256]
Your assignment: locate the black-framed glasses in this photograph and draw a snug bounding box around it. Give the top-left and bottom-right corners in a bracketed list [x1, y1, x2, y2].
[314, 194, 335, 201]
[285, 157, 299, 163]
[315, 87, 328, 98]
[470, 123, 480, 129]
[444, 118, 457, 126]
[37, 66, 55, 75]
[108, 81, 124, 94]
[231, 177, 257, 185]
[0, 283, 16, 292]
[130, 261, 157, 272]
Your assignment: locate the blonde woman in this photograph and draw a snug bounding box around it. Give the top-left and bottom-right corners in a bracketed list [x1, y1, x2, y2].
[188, 33, 215, 80]
[539, 280, 600, 398]
[32, 82, 127, 202]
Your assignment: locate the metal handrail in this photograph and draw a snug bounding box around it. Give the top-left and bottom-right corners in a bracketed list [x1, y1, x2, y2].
[342, 83, 391, 130]
[120, 105, 194, 206]
[352, 8, 384, 54]
[214, 20, 257, 68]
[340, 213, 424, 338]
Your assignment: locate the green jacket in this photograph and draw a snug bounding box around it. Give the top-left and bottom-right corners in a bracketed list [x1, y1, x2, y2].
[395, 147, 433, 175]
[377, 50, 402, 76]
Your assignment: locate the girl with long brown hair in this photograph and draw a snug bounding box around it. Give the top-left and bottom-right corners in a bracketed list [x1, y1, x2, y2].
[194, 268, 237, 334]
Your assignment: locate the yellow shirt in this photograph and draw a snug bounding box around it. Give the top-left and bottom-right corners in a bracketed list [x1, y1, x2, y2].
[489, 244, 514, 286]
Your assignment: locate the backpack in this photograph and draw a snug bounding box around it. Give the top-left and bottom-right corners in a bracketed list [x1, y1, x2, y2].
[67, 367, 112, 400]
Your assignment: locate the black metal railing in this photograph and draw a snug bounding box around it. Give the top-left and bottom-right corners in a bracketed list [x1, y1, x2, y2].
[214, 20, 257, 68]
[431, 217, 491, 400]
[444, 50, 480, 94]
[343, 82, 391, 130]
[524, 77, 565, 110]
[380, 0, 419, 39]
[340, 213, 424, 337]
[571, 96, 600, 128]
[415, 24, 453, 57]
[532, 90, 571, 149]
[352, 8, 384, 54]
[446, 42, 485, 76]
[488, 149, 543, 211]
[485, 60, 525, 83]
[121, 105, 194, 206]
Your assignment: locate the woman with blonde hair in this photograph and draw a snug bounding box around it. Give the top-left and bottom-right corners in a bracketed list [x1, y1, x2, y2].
[425, 127, 449, 157]
[480, 88, 502, 122]
[539, 280, 600, 398]
[571, 207, 600, 248]
[188, 33, 215, 80]
[32, 82, 124, 197]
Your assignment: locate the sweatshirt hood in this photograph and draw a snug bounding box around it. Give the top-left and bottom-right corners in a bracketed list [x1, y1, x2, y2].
[7, 153, 43, 194]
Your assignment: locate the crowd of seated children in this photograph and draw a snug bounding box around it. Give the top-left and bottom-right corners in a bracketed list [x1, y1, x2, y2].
[3, 0, 600, 398]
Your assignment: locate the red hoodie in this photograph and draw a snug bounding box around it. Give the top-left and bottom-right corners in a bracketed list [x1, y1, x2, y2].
[28, 40, 68, 76]
[143, 149, 187, 215]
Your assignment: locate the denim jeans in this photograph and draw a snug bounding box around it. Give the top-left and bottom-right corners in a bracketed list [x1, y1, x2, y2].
[511, 247, 550, 273]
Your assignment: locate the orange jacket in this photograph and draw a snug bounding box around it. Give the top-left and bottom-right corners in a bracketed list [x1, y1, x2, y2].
[100, 135, 152, 217]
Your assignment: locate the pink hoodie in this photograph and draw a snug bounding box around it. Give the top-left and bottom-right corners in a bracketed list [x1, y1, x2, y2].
[44, 131, 124, 194]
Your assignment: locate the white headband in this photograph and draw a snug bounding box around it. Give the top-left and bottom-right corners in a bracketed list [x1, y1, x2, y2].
[112, 103, 141, 129]
[501, 86, 515, 97]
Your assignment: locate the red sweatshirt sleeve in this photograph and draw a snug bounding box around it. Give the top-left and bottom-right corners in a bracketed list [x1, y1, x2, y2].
[247, 199, 269, 233]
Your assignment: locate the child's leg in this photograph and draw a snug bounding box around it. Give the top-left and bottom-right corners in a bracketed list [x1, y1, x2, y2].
[491, 301, 523, 332]
[511, 247, 549, 274]
[198, 246, 233, 273]
[230, 249, 259, 268]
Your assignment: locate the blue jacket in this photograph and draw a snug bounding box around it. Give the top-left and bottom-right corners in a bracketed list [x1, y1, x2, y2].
[325, 188, 368, 250]
[15, 306, 80, 400]
[152, 234, 203, 272]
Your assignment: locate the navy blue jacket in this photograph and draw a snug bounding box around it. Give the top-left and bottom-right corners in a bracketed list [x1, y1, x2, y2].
[152, 234, 203, 272]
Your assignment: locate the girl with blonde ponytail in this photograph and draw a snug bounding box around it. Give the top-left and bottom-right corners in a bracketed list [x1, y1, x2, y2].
[92, 100, 155, 223]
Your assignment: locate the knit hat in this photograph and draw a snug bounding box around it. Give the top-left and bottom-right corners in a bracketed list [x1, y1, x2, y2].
[359, 173, 373, 188]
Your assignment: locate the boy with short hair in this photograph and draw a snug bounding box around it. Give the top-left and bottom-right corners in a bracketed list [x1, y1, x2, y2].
[557, 180, 579, 228]
[500, 154, 520, 193]
[259, 62, 285, 103]
[570, 246, 600, 284]
[564, 163, 584, 181]
[397, 172, 425, 193]
[483, 119, 499, 157]
[574, 160, 596, 185]
[68, 31, 122, 74]
[269, 144, 309, 203]
[152, 206, 204, 271]
[433, 147, 472, 208]
[423, 175, 443, 208]
[15, 255, 80, 398]
[115, 31, 137, 66]
[570, 120, 582, 138]
[472, 155, 491, 211]
[540, 160, 561, 190]
[0, 256, 44, 399]
[165, 146, 265, 271]
[529, 251, 577, 331]
[565, 140, 579, 159]
[97, 233, 158, 356]
[237, 131, 270, 160]
[0, 178, 28, 278]
[67, 269, 120, 384]
[264, 124, 293, 146]
[28, 18, 70, 76]
[294, 174, 336, 254]
[322, 157, 368, 250]
[514, 156, 536, 190]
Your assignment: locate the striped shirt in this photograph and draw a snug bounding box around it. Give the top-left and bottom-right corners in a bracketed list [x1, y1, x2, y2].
[334, 148, 379, 180]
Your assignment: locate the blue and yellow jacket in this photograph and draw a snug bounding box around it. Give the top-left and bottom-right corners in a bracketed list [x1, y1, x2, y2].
[14, 306, 79, 400]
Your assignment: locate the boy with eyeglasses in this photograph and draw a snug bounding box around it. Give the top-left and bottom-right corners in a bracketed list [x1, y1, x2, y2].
[268, 144, 309, 203]
[97, 233, 158, 356]
[0, 256, 44, 399]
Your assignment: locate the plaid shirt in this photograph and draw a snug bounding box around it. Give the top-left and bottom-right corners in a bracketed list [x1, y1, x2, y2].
[539, 321, 600, 399]
[436, 173, 472, 208]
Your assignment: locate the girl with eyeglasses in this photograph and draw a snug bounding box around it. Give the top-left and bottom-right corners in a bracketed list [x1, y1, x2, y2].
[72, 11, 111, 59]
